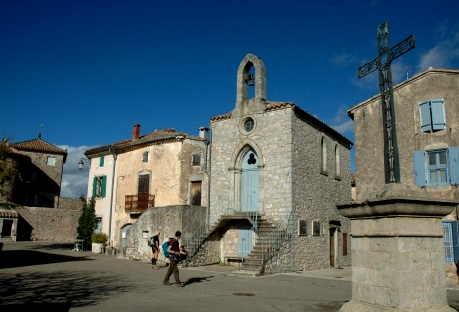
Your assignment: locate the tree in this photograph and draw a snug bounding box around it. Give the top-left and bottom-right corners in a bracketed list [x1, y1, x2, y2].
[77, 197, 97, 245]
[0, 135, 21, 209]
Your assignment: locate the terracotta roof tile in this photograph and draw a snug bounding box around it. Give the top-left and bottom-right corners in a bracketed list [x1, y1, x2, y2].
[11, 139, 67, 155]
[210, 112, 232, 122]
[85, 128, 204, 157]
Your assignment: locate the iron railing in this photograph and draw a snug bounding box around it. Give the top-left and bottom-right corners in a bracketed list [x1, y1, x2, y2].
[125, 194, 155, 212]
[260, 212, 294, 265]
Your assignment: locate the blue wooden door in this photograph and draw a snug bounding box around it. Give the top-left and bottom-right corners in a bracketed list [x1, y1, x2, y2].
[239, 224, 253, 257]
[241, 151, 259, 212]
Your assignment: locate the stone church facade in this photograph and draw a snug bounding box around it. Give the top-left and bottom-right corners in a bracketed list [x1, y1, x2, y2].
[206, 54, 353, 272]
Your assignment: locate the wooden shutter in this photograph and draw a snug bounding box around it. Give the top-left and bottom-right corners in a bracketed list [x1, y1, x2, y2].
[431, 99, 446, 131]
[92, 176, 97, 198]
[413, 151, 426, 186]
[99, 156, 105, 167]
[450, 147, 459, 185]
[101, 176, 107, 198]
[419, 101, 431, 132]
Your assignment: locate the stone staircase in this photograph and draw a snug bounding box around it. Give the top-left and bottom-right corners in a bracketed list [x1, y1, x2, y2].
[186, 212, 292, 275]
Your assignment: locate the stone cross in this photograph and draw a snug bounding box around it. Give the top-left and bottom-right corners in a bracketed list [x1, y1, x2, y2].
[358, 21, 415, 184]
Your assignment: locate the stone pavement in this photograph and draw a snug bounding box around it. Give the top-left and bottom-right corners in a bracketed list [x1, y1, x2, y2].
[1, 241, 459, 312]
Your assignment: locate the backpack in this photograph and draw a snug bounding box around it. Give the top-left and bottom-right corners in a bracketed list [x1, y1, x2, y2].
[147, 237, 155, 247]
[162, 240, 170, 258]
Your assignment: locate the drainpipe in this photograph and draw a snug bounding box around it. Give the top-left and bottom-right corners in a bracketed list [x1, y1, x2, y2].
[206, 125, 212, 230]
[108, 145, 117, 248]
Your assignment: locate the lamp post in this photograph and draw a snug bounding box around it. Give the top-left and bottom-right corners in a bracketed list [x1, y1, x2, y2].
[78, 158, 90, 170]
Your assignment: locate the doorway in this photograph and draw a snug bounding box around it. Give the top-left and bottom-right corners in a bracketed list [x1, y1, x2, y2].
[241, 150, 259, 212]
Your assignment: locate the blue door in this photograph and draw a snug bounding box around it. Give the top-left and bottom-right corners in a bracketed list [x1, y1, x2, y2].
[239, 224, 253, 257]
[241, 151, 259, 212]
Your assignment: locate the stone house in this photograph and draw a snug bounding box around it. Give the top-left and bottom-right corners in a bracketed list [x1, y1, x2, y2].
[348, 67, 459, 282]
[197, 54, 353, 273]
[84, 124, 209, 249]
[0, 134, 68, 241]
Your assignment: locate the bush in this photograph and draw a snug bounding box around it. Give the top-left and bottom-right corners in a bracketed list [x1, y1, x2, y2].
[76, 197, 96, 244]
[92, 232, 108, 244]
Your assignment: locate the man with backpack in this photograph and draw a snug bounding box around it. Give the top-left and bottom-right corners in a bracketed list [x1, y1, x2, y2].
[163, 231, 183, 286]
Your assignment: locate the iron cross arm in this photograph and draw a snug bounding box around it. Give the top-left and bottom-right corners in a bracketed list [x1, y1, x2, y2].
[358, 34, 416, 79]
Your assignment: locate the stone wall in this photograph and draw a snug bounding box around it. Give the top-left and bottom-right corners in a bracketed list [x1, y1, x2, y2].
[122, 205, 206, 263]
[16, 206, 81, 241]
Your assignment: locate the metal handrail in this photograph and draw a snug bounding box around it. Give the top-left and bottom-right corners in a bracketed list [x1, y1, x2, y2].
[260, 212, 294, 265]
[184, 220, 208, 257]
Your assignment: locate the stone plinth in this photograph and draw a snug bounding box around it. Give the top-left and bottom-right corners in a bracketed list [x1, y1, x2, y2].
[337, 197, 459, 312]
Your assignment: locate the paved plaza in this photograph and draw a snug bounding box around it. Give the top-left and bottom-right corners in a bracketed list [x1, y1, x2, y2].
[1, 241, 459, 311]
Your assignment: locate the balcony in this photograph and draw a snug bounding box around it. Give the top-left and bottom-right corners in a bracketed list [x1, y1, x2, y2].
[125, 194, 155, 212]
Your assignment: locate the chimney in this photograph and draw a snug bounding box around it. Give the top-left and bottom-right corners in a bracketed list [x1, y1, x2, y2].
[133, 124, 141, 140]
[199, 126, 209, 140]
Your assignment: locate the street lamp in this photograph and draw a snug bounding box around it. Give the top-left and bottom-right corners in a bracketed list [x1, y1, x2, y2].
[78, 158, 90, 170]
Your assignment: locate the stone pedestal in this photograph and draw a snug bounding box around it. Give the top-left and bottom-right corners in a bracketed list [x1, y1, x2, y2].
[337, 197, 458, 312]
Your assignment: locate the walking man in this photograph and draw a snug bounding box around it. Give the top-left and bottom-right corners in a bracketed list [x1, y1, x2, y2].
[163, 231, 183, 286]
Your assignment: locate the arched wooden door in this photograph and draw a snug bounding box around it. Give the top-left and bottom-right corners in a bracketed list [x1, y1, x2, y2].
[241, 150, 259, 212]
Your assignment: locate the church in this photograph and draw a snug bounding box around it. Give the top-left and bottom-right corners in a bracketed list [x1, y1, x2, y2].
[199, 54, 353, 273]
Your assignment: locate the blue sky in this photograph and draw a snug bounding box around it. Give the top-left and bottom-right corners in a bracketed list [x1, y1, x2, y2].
[2, 0, 459, 198]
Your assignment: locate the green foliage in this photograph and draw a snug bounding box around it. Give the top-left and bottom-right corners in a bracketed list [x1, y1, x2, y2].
[77, 197, 97, 245]
[92, 232, 108, 244]
[0, 135, 20, 199]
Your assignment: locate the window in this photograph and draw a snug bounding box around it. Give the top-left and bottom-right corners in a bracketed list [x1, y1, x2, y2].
[99, 156, 105, 167]
[244, 118, 255, 132]
[298, 220, 307, 236]
[342, 233, 348, 256]
[95, 217, 102, 234]
[92, 176, 107, 198]
[192, 154, 201, 166]
[31, 172, 37, 182]
[419, 99, 446, 132]
[443, 221, 459, 262]
[334, 145, 341, 179]
[47, 156, 56, 166]
[320, 137, 327, 174]
[312, 221, 320, 236]
[191, 181, 202, 205]
[413, 147, 459, 186]
[142, 151, 149, 163]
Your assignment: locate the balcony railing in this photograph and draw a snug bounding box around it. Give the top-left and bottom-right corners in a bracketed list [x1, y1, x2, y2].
[125, 194, 155, 212]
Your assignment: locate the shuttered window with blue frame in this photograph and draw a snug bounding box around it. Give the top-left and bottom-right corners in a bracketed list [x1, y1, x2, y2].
[413, 147, 459, 186]
[419, 99, 446, 132]
[443, 221, 459, 262]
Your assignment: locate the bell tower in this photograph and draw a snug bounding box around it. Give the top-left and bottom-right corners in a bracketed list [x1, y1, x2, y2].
[235, 54, 267, 116]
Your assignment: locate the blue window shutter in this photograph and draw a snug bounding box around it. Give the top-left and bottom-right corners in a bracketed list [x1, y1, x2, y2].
[450, 146, 459, 185]
[444, 222, 454, 262]
[431, 99, 446, 131]
[101, 176, 107, 198]
[453, 221, 459, 262]
[413, 151, 426, 186]
[419, 101, 431, 132]
[99, 156, 105, 167]
[92, 177, 97, 198]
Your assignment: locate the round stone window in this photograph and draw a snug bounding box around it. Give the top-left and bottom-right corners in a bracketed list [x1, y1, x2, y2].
[243, 117, 255, 133]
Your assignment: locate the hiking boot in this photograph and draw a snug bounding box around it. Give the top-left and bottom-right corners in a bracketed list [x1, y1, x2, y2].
[163, 281, 172, 286]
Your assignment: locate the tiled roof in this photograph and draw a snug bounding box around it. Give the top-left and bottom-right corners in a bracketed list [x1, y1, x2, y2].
[11, 139, 67, 155]
[210, 101, 352, 146]
[210, 112, 232, 122]
[85, 128, 204, 157]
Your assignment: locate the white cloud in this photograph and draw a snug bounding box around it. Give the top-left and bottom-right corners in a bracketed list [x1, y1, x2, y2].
[58, 145, 97, 199]
[327, 106, 355, 137]
[418, 21, 459, 71]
